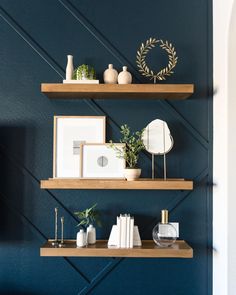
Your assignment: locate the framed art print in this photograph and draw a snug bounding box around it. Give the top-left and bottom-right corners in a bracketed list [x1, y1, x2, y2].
[53, 116, 106, 178]
[80, 143, 125, 179]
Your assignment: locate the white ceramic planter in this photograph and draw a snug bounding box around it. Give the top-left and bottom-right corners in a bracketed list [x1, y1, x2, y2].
[124, 168, 141, 181]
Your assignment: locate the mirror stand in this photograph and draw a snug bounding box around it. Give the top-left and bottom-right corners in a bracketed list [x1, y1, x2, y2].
[152, 154, 155, 179]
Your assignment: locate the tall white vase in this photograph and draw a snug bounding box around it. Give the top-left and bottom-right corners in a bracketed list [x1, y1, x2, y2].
[118, 66, 132, 84]
[76, 229, 86, 247]
[66, 55, 74, 80]
[86, 224, 96, 244]
[103, 64, 118, 84]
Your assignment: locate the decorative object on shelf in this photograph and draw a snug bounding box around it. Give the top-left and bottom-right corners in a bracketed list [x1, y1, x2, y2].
[86, 224, 96, 244]
[76, 229, 86, 247]
[74, 203, 101, 245]
[142, 119, 173, 179]
[80, 143, 125, 179]
[118, 66, 132, 84]
[103, 64, 118, 84]
[53, 116, 106, 178]
[64, 64, 99, 84]
[51, 207, 59, 247]
[59, 216, 65, 248]
[136, 37, 178, 83]
[108, 214, 141, 248]
[65, 55, 74, 80]
[152, 209, 177, 248]
[110, 124, 144, 181]
[73, 64, 96, 80]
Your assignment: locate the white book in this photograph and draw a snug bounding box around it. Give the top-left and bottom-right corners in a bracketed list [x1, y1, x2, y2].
[129, 217, 134, 248]
[126, 215, 131, 248]
[117, 216, 121, 248]
[120, 214, 127, 248]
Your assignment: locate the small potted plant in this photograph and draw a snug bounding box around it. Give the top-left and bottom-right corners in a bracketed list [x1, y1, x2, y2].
[74, 204, 101, 246]
[110, 124, 145, 181]
[73, 64, 96, 80]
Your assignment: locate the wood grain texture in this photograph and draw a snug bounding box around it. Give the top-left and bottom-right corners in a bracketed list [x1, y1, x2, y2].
[40, 240, 193, 258]
[40, 178, 193, 190]
[41, 83, 194, 99]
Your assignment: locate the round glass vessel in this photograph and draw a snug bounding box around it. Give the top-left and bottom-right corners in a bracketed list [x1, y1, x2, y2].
[152, 210, 177, 247]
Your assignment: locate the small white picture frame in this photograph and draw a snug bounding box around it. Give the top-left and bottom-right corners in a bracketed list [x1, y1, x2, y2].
[53, 116, 106, 178]
[80, 143, 125, 179]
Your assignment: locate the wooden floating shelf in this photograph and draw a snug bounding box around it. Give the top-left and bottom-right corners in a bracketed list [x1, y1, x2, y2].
[41, 83, 194, 99]
[40, 178, 193, 190]
[40, 240, 193, 258]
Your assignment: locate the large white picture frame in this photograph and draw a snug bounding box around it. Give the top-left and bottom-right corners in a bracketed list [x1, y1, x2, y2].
[53, 116, 106, 178]
[80, 143, 125, 179]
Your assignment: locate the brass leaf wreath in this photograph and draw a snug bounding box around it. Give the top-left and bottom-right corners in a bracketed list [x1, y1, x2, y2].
[136, 37, 178, 83]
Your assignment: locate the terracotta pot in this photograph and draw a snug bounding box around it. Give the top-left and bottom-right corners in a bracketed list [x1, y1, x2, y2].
[124, 168, 141, 181]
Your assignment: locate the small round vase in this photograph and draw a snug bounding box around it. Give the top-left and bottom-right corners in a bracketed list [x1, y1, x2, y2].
[118, 66, 132, 84]
[124, 168, 141, 181]
[103, 64, 118, 84]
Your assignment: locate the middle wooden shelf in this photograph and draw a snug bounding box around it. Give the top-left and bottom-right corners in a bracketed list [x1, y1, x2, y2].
[40, 240, 193, 258]
[40, 178, 193, 190]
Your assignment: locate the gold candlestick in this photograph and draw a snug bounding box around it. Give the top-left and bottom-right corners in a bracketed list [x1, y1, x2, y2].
[52, 207, 59, 247]
[59, 216, 65, 248]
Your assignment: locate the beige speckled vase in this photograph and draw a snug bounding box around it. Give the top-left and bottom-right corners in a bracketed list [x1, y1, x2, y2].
[103, 64, 118, 84]
[118, 66, 132, 84]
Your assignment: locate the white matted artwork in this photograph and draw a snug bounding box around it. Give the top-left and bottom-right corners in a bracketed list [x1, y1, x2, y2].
[80, 143, 125, 179]
[53, 116, 106, 178]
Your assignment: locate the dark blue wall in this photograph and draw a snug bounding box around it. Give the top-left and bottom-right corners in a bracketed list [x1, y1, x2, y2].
[0, 1, 212, 294]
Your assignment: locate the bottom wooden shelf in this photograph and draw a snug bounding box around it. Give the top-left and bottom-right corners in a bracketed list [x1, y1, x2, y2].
[40, 240, 193, 258]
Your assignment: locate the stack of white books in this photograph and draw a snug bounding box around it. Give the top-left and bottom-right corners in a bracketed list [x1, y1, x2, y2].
[108, 214, 142, 248]
[117, 214, 134, 248]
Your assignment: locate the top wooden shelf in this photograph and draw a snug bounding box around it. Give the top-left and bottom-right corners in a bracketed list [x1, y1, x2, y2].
[41, 83, 194, 99]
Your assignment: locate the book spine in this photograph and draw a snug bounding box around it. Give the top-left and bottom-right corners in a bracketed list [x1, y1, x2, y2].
[126, 215, 130, 248]
[129, 217, 134, 248]
[120, 215, 127, 248]
[117, 217, 121, 248]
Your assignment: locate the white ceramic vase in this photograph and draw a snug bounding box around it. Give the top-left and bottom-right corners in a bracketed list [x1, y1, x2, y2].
[86, 224, 96, 244]
[76, 229, 86, 247]
[118, 66, 132, 84]
[66, 55, 74, 80]
[124, 168, 141, 181]
[103, 64, 118, 84]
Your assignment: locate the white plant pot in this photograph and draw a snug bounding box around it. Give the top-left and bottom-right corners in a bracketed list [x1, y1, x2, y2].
[124, 168, 141, 181]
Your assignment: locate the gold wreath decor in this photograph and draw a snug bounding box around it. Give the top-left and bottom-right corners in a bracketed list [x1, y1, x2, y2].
[136, 37, 178, 82]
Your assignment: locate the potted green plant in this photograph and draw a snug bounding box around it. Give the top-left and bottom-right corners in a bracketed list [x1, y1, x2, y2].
[73, 64, 96, 80]
[74, 204, 101, 245]
[110, 124, 145, 181]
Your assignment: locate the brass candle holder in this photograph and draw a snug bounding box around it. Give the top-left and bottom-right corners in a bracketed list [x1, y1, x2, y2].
[51, 207, 59, 247]
[59, 216, 65, 248]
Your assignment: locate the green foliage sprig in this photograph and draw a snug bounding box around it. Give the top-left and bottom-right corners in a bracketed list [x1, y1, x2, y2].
[74, 204, 101, 228]
[110, 124, 145, 169]
[73, 64, 96, 80]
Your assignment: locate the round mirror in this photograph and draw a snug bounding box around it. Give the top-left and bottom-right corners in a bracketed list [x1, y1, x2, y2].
[142, 119, 173, 155]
